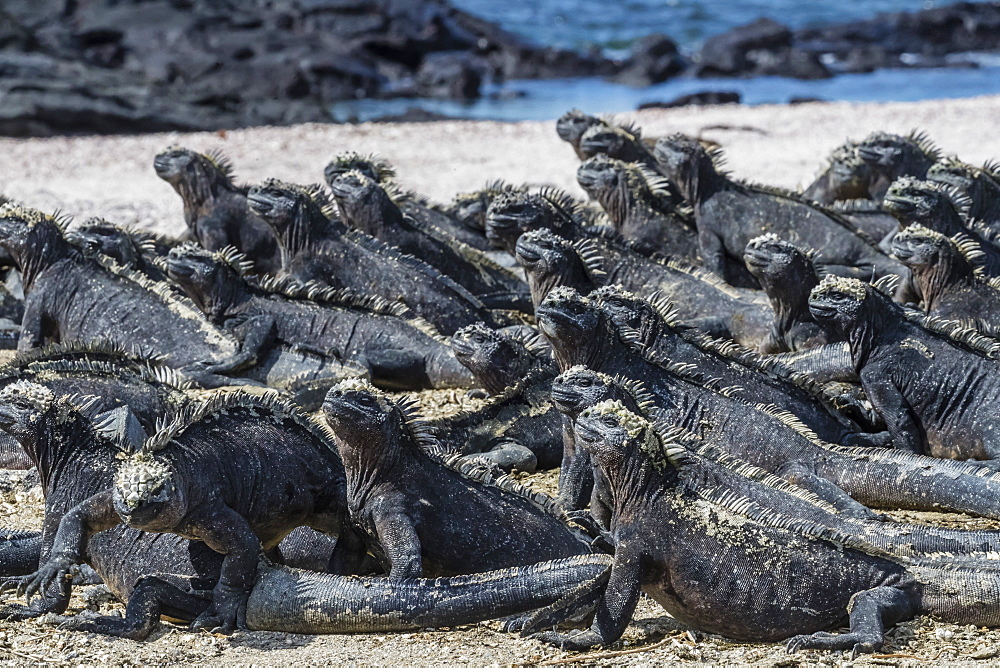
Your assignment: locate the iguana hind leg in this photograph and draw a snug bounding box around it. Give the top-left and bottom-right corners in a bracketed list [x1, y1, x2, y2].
[786, 585, 915, 659]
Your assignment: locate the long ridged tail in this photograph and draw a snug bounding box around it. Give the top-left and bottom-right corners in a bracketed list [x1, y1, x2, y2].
[0, 529, 41, 577]
[246, 554, 612, 634]
[912, 559, 1000, 627]
[826, 446, 1000, 519]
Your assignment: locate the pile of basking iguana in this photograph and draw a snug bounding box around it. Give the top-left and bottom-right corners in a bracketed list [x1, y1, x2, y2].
[1, 111, 1000, 659]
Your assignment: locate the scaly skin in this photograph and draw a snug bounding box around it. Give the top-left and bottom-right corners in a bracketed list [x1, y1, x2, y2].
[556, 110, 609, 160]
[322, 379, 593, 578]
[328, 170, 530, 312]
[801, 141, 873, 204]
[653, 134, 908, 288]
[743, 234, 842, 353]
[450, 323, 552, 396]
[66, 219, 178, 286]
[576, 154, 697, 259]
[928, 156, 1000, 235]
[891, 224, 1000, 330]
[153, 147, 280, 274]
[854, 131, 940, 202]
[535, 286, 1000, 519]
[165, 244, 474, 392]
[529, 401, 1000, 656]
[324, 151, 492, 251]
[810, 275, 1000, 461]
[247, 179, 498, 335]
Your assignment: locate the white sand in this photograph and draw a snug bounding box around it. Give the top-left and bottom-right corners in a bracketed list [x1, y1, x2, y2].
[3, 95, 1000, 236]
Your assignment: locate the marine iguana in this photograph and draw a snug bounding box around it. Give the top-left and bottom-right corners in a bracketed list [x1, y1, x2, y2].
[743, 234, 843, 353]
[323, 151, 491, 250]
[535, 286, 1000, 518]
[21, 389, 364, 635]
[328, 170, 531, 312]
[153, 147, 280, 274]
[883, 176, 1000, 279]
[66, 218, 178, 285]
[576, 154, 698, 258]
[484, 188, 610, 257]
[449, 181, 526, 236]
[891, 224, 1000, 330]
[0, 204, 358, 392]
[928, 156, 1000, 234]
[809, 275, 1000, 461]
[653, 134, 908, 287]
[164, 244, 475, 391]
[552, 370, 1000, 556]
[801, 141, 872, 204]
[829, 199, 901, 247]
[321, 379, 593, 578]
[556, 109, 609, 159]
[246, 179, 498, 335]
[450, 323, 553, 396]
[854, 130, 941, 202]
[0, 381, 612, 640]
[577, 122, 662, 175]
[513, 228, 771, 347]
[529, 400, 1000, 655]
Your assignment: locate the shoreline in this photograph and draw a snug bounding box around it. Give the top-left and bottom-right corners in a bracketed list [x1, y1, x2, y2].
[3, 94, 1000, 238]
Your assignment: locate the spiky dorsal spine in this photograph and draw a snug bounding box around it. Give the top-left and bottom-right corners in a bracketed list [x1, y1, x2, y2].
[203, 149, 236, 181]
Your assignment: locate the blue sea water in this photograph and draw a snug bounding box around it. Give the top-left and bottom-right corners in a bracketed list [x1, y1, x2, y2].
[331, 0, 1000, 122]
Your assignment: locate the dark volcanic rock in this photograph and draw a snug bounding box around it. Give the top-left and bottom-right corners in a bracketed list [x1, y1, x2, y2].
[612, 34, 686, 86]
[638, 91, 741, 109]
[0, 0, 615, 136]
[694, 18, 831, 80]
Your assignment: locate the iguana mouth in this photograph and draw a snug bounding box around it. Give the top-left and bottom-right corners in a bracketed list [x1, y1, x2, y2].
[449, 338, 474, 358]
[856, 145, 891, 165]
[808, 302, 838, 320]
[487, 213, 522, 230]
[742, 249, 773, 271]
[579, 139, 605, 155]
[247, 193, 274, 215]
[882, 196, 916, 215]
[890, 244, 915, 262]
[328, 180, 359, 199]
[550, 385, 581, 411]
[165, 257, 196, 278]
[514, 242, 541, 265]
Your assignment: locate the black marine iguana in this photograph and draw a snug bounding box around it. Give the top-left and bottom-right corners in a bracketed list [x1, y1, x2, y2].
[0, 381, 612, 640]
[801, 141, 871, 204]
[246, 179, 499, 335]
[928, 156, 1000, 234]
[322, 379, 594, 578]
[576, 154, 698, 259]
[153, 147, 280, 274]
[891, 224, 1000, 330]
[328, 170, 531, 312]
[743, 234, 843, 353]
[653, 134, 908, 287]
[556, 109, 609, 160]
[450, 323, 553, 396]
[67, 218, 179, 285]
[165, 244, 475, 391]
[536, 286, 1000, 519]
[854, 130, 941, 202]
[809, 275, 1000, 461]
[882, 176, 1000, 278]
[323, 151, 491, 251]
[528, 399, 1000, 656]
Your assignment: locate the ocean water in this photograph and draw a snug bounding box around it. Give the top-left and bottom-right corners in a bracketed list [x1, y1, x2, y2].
[331, 0, 1000, 121]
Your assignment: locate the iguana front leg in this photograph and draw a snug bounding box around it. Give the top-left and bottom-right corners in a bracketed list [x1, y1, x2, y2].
[530, 540, 641, 650]
[187, 505, 261, 635]
[372, 511, 422, 578]
[856, 370, 922, 453]
[16, 299, 46, 353]
[698, 229, 728, 280]
[787, 585, 915, 658]
[202, 315, 277, 375]
[14, 491, 118, 603]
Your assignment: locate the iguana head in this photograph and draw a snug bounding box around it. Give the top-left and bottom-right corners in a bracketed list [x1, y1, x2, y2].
[927, 156, 978, 193]
[451, 323, 533, 394]
[822, 143, 873, 200]
[113, 454, 180, 529]
[856, 131, 929, 170]
[575, 399, 651, 468]
[0, 380, 56, 445]
[578, 123, 639, 161]
[882, 177, 953, 227]
[450, 181, 522, 233]
[165, 243, 241, 314]
[247, 179, 325, 238]
[743, 234, 816, 289]
[328, 170, 388, 228]
[535, 287, 613, 369]
[576, 154, 625, 200]
[590, 285, 658, 335]
[153, 146, 233, 191]
[551, 366, 617, 416]
[890, 225, 950, 270]
[556, 109, 605, 150]
[808, 276, 871, 333]
[323, 151, 395, 187]
[653, 134, 708, 200]
[66, 218, 140, 268]
[515, 229, 595, 305]
[486, 191, 553, 254]
[0, 204, 69, 269]
[321, 378, 397, 446]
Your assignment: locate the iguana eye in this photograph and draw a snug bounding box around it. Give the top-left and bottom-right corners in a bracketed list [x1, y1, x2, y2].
[601, 415, 617, 427]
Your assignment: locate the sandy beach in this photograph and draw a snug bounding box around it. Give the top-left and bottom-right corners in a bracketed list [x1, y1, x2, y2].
[2, 96, 1000, 665]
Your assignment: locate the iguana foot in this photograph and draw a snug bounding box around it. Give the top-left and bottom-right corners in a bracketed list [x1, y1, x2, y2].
[43, 611, 156, 641]
[530, 629, 603, 651]
[16, 554, 76, 603]
[786, 630, 882, 658]
[190, 585, 248, 635]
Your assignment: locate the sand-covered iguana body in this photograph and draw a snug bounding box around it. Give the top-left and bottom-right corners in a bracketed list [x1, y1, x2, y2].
[328, 170, 530, 312]
[322, 379, 594, 578]
[529, 400, 1000, 656]
[153, 147, 280, 274]
[535, 287, 1000, 519]
[165, 244, 474, 391]
[576, 154, 698, 259]
[323, 151, 492, 251]
[743, 234, 843, 353]
[247, 179, 498, 335]
[891, 225, 1000, 330]
[654, 134, 908, 287]
[810, 275, 1000, 461]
